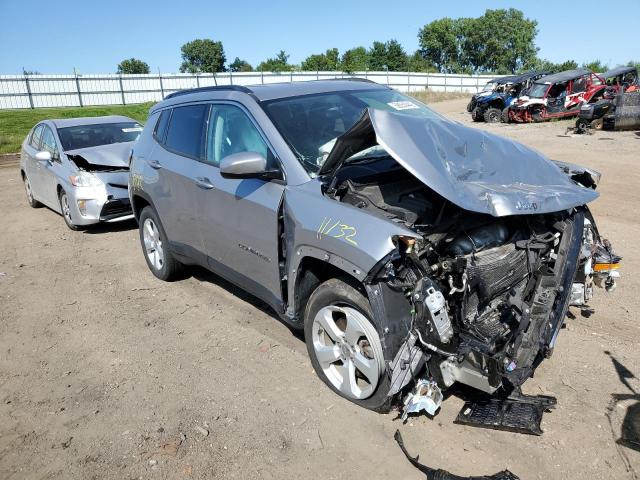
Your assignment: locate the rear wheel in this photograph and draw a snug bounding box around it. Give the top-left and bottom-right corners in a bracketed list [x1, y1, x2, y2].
[501, 107, 510, 123]
[304, 278, 392, 412]
[138, 206, 182, 281]
[59, 189, 81, 231]
[483, 107, 502, 123]
[22, 173, 41, 208]
[471, 107, 484, 122]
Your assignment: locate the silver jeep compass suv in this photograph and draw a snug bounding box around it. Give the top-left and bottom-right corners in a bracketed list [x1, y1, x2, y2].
[129, 80, 620, 413]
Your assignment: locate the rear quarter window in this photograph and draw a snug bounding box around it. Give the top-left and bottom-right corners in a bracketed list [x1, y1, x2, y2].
[163, 104, 209, 159]
[154, 109, 171, 142]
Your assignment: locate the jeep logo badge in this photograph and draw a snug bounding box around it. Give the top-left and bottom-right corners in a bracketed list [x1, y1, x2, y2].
[515, 201, 538, 211]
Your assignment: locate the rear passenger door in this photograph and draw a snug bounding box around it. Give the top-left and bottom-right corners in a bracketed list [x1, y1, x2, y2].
[191, 103, 285, 308]
[148, 104, 209, 256]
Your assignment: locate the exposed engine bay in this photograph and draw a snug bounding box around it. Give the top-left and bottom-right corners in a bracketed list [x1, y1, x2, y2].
[324, 157, 621, 403]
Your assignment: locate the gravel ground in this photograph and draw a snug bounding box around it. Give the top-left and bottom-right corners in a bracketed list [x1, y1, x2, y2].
[0, 100, 638, 480]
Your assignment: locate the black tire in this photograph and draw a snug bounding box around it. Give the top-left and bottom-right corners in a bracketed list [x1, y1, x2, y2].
[59, 189, 82, 231]
[483, 107, 502, 123]
[501, 107, 510, 123]
[591, 118, 604, 130]
[471, 106, 484, 122]
[22, 173, 41, 208]
[466, 100, 474, 112]
[576, 118, 589, 131]
[138, 205, 182, 281]
[532, 107, 546, 122]
[304, 278, 393, 412]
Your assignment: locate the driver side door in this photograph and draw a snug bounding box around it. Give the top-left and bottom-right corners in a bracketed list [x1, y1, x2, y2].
[192, 103, 285, 310]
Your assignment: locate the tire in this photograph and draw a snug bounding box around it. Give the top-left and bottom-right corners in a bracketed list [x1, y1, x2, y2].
[471, 106, 484, 122]
[483, 107, 502, 123]
[466, 100, 474, 112]
[501, 107, 510, 123]
[59, 189, 82, 231]
[532, 107, 546, 123]
[590, 118, 604, 130]
[138, 205, 182, 281]
[576, 118, 589, 131]
[22, 173, 41, 208]
[304, 278, 393, 412]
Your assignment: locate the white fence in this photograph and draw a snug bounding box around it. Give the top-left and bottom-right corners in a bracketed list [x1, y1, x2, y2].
[0, 71, 500, 109]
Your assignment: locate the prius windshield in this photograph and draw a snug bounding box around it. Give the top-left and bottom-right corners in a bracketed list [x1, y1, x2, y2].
[58, 122, 143, 151]
[263, 89, 441, 173]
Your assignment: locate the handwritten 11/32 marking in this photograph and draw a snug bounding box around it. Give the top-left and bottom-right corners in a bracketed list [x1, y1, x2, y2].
[317, 217, 358, 246]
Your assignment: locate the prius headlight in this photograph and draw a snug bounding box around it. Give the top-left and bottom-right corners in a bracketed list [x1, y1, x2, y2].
[69, 172, 103, 187]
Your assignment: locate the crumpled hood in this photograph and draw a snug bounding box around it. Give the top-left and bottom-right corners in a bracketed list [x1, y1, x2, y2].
[65, 141, 133, 168]
[322, 108, 598, 216]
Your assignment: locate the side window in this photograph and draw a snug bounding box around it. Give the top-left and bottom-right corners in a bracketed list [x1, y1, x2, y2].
[572, 77, 586, 94]
[205, 104, 272, 168]
[40, 126, 59, 159]
[164, 104, 209, 159]
[30, 125, 43, 149]
[154, 109, 171, 142]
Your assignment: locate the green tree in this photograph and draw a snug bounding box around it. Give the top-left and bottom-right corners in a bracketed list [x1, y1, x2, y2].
[257, 50, 294, 72]
[229, 57, 253, 72]
[582, 60, 608, 73]
[408, 51, 437, 73]
[179, 39, 226, 73]
[418, 17, 461, 73]
[530, 58, 578, 73]
[340, 47, 369, 73]
[368, 41, 388, 70]
[301, 48, 340, 71]
[117, 58, 150, 74]
[384, 40, 408, 71]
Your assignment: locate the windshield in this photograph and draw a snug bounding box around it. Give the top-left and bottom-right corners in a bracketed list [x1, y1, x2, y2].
[482, 82, 497, 92]
[527, 83, 549, 98]
[58, 122, 143, 150]
[263, 89, 442, 172]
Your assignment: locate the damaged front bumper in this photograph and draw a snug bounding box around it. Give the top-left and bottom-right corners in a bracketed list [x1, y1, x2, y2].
[67, 171, 133, 225]
[367, 209, 620, 411]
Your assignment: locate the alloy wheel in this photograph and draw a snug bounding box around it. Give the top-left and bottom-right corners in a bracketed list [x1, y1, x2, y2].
[143, 218, 164, 271]
[311, 305, 384, 400]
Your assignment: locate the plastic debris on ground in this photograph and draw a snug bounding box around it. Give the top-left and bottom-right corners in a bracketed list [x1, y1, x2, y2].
[394, 430, 520, 480]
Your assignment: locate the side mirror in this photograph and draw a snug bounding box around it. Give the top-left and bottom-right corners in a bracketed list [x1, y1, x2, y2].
[220, 151, 270, 179]
[35, 151, 52, 162]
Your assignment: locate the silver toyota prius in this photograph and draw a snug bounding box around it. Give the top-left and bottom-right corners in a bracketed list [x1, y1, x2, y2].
[20, 115, 142, 230]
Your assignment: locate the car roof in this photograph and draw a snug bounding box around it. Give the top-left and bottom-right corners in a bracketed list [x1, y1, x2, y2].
[49, 115, 138, 128]
[602, 65, 637, 78]
[535, 68, 592, 84]
[154, 79, 390, 112]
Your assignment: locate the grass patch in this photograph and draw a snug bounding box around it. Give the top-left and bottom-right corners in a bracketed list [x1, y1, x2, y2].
[409, 89, 470, 104]
[0, 103, 154, 154]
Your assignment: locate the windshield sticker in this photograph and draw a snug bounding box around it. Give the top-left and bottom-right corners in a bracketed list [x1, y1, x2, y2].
[387, 101, 420, 111]
[122, 127, 143, 133]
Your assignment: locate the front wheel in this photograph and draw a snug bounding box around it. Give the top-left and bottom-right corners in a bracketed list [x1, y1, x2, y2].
[138, 206, 182, 281]
[59, 189, 82, 231]
[591, 118, 604, 130]
[304, 278, 393, 412]
[471, 107, 484, 122]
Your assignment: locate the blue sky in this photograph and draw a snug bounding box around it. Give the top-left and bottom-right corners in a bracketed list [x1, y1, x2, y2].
[1, 0, 638, 74]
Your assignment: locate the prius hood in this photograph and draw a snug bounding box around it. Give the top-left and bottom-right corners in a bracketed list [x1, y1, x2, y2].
[321, 108, 598, 216]
[65, 141, 133, 169]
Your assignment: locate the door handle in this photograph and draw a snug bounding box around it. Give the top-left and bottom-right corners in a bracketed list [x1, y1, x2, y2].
[147, 159, 162, 169]
[194, 177, 214, 189]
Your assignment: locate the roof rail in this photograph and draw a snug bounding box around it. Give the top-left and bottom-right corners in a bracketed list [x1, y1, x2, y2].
[164, 84, 252, 100]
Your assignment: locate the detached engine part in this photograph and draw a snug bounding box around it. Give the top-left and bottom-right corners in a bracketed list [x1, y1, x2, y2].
[401, 379, 443, 420]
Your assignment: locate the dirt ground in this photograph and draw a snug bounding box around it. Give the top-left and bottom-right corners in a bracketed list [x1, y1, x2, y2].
[1, 99, 639, 480]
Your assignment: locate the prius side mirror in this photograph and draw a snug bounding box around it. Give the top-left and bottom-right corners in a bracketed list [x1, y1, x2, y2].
[35, 151, 52, 162]
[220, 151, 279, 179]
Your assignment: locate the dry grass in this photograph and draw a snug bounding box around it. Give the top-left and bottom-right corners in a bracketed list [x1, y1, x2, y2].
[408, 89, 470, 104]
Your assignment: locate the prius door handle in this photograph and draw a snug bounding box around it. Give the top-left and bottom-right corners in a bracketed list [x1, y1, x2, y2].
[148, 159, 162, 169]
[194, 177, 214, 189]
